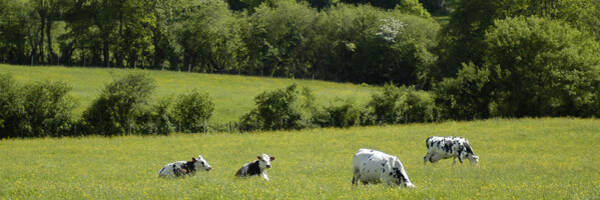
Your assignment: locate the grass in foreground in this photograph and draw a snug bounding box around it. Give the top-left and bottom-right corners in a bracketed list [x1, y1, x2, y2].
[0, 64, 377, 123]
[1, 118, 598, 199]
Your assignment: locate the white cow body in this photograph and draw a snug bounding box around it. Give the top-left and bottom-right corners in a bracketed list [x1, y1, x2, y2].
[424, 136, 479, 164]
[158, 155, 212, 178]
[235, 154, 275, 181]
[352, 149, 415, 188]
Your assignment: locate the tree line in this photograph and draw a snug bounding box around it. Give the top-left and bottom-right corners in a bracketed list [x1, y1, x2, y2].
[1, 0, 599, 127]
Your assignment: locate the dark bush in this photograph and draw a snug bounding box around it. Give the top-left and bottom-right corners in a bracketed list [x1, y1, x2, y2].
[136, 98, 175, 135]
[367, 83, 440, 124]
[239, 84, 314, 132]
[21, 81, 77, 137]
[0, 73, 25, 138]
[0, 73, 76, 138]
[172, 90, 215, 133]
[81, 74, 156, 135]
[433, 62, 491, 120]
[314, 98, 362, 128]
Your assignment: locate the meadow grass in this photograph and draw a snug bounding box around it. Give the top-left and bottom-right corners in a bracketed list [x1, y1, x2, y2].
[1, 118, 598, 199]
[0, 64, 377, 123]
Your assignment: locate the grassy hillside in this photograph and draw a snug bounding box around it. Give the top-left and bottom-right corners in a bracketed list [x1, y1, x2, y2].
[0, 64, 377, 123]
[1, 118, 598, 199]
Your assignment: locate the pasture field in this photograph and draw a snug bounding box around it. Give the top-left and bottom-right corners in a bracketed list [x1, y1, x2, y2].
[0, 64, 377, 123]
[0, 118, 598, 199]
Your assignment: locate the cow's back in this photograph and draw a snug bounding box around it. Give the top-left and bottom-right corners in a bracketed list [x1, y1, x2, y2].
[353, 149, 392, 182]
[158, 161, 186, 177]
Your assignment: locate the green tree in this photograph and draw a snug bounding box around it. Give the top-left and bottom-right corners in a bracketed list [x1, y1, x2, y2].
[483, 16, 600, 117]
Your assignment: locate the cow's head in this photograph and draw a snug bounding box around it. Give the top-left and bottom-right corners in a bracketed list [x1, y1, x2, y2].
[193, 155, 212, 171]
[391, 159, 415, 189]
[468, 155, 479, 164]
[257, 154, 275, 169]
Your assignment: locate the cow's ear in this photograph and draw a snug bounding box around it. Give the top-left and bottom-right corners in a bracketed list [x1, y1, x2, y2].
[257, 156, 262, 160]
[192, 157, 197, 161]
[270, 157, 275, 161]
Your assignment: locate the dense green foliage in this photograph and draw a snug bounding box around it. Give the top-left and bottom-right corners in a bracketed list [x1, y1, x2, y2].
[172, 90, 215, 133]
[239, 84, 312, 131]
[436, 17, 600, 119]
[483, 16, 600, 117]
[1, 118, 598, 199]
[0, 73, 76, 138]
[367, 84, 440, 124]
[435, 0, 600, 78]
[0, 0, 438, 85]
[81, 74, 157, 135]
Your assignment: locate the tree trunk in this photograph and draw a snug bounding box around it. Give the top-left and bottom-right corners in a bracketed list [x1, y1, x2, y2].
[39, 15, 46, 64]
[46, 16, 55, 65]
[103, 35, 110, 67]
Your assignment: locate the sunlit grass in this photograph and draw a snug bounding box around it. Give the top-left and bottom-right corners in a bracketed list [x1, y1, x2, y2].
[1, 118, 598, 199]
[0, 64, 377, 123]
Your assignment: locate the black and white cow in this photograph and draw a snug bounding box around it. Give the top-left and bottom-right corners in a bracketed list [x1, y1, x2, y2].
[423, 136, 479, 165]
[235, 154, 275, 181]
[352, 149, 415, 189]
[158, 155, 212, 178]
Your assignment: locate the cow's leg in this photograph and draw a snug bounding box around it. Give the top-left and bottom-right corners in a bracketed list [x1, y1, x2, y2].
[453, 157, 457, 165]
[423, 153, 431, 165]
[261, 172, 270, 181]
[352, 167, 360, 186]
[457, 150, 464, 164]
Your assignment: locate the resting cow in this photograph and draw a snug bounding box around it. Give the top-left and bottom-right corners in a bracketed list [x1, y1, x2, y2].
[235, 154, 275, 181]
[352, 149, 415, 189]
[423, 136, 479, 165]
[158, 155, 212, 178]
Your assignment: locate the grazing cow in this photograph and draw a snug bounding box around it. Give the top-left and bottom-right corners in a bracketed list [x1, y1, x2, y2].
[158, 155, 212, 178]
[352, 149, 415, 189]
[235, 154, 275, 181]
[423, 136, 479, 165]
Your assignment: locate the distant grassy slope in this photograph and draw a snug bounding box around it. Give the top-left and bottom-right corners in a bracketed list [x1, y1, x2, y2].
[0, 118, 598, 199]
[0, 64, 378, 123]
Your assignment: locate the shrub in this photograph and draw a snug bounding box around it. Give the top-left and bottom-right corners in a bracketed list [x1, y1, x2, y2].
[0, 73, 77, 138]
[239, 84, 314, 132]
[81, 74, 156, 135]
[136, 98, 175, 135]
[0, 73, 25, 138]
[172, 90, 215, 133]
[315, 98, 362, 128]
[433, 62, 491, 120]
[367, 83, 440, 124]
[21, 81, 77, 137]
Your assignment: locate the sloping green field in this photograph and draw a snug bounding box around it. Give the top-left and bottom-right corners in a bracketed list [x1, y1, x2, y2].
[1, 118, 598, 199]
[0, 64, 377, 123]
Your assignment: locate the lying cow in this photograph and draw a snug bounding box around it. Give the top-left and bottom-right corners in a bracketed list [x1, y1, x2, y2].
[158, 155, 212, 178]
[423, 136, 479, 164]
[352, 149, 415, 189]
[235, 154, 275, 181]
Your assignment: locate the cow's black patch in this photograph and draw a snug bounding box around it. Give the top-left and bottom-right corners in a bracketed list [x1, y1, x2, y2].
[246, 160, 262, 176]
[442, 142, 453, 153]
[382, 168, 385, 173]
[182, 160, 196, 175]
